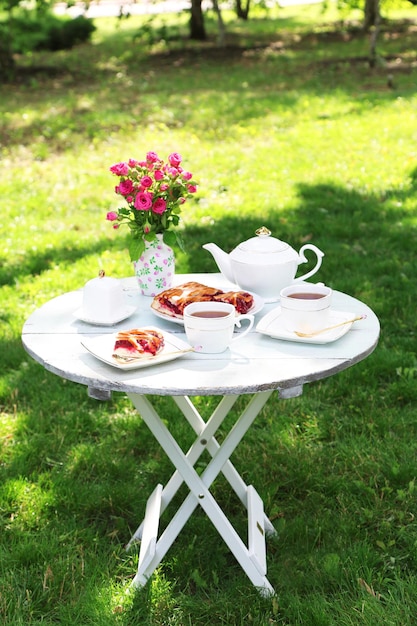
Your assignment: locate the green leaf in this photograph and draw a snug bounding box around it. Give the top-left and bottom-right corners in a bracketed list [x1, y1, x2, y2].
[163, 230, 176, 248]
[177, 232, 186, 252]
[128, 237, 145, 261]
[144, 231, 157, 243]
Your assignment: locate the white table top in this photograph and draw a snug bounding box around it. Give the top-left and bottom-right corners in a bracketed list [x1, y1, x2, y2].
[21, 273, 380, 397]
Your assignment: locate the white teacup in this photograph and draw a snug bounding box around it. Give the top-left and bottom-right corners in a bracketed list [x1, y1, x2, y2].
[183, 302, 254, 354]
[280, 283, 332, 333]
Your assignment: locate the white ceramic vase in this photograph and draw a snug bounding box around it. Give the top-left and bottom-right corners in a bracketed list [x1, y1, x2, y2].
[133, 234, 175, 296]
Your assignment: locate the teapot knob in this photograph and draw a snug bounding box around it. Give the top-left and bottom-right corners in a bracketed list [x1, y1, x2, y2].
[255, 226, 271, 237]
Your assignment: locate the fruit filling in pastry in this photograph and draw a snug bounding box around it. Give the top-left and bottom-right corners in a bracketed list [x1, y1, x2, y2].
[151, 282, 254, 318]
[213, 290, 254, 314]
[113, 329, 165, 359]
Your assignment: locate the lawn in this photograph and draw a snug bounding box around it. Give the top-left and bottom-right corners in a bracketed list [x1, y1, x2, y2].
[1, 3, 417, 625]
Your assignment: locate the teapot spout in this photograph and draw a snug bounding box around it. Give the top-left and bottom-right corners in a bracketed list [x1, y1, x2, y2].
[202, 243, 234, 283]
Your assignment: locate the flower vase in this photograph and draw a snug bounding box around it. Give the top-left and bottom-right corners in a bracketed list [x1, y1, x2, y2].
[133, 234, 175, 296]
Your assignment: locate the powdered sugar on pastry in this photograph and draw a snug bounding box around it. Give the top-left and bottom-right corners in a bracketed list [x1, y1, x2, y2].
[113, 328, 165, 359]
[151, 282, 254, 318]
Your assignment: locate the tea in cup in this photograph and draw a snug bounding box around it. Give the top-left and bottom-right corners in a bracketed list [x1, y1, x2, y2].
[183, 302, 254, 354]
[280, 284, 332, 333]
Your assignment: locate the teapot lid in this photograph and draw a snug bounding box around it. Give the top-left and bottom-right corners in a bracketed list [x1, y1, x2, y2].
[231, 227, 298, 265]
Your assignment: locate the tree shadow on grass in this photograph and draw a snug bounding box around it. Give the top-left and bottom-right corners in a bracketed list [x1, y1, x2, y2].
[186, 175, 417, 309]
[0, 236, 127, 287]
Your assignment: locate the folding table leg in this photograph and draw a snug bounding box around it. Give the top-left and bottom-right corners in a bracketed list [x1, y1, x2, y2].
[128, 391, 275, 596]
[173, 395, 276, 536]
[126, 394, 275, 549]
[126, 395, 239, 549]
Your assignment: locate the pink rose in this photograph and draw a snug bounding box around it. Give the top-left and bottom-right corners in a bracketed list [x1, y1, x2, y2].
[128, 159, 139, 167]
[140, 176, 153, 188]
[182, 171, 193, 181]
[110, 162, 129, 176]
[169, 152, 182, 167]
[146, 151, 159, 163]
[113, 223, 120, 229]
[135, 192, 153, 211]
[106, 211, 118, 221]
[143, 223, 151, 234]
[167, 167, 179, 177]
[154, 170, 164, 181]
[160, 183, 169, 191]
[152, 198, 167, 214]
[187, 184, 197, 193]
[118, 179, 134, 196]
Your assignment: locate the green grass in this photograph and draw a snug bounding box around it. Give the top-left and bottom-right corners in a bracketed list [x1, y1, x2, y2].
[1, 4, 417, 625]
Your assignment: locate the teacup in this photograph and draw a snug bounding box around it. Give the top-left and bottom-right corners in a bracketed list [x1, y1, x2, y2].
[183, 302, 254, 354]
[280, 283, 332, 333]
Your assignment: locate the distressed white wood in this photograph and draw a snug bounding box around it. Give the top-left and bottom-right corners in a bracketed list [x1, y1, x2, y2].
[22, 274, 380, 397]
[21, 273, 380, 596]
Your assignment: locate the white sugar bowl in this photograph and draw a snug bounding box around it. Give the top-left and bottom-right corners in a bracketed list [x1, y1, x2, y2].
[82, 271, 127, 324]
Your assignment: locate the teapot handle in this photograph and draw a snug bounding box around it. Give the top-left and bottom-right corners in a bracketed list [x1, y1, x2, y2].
[293, 244, 325, 283]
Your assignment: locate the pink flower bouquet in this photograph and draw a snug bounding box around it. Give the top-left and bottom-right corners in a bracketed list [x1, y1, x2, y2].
[107, 151, 197, 260]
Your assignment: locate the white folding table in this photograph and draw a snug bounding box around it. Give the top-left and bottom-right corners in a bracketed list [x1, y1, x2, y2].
[21, 273, 380, 595]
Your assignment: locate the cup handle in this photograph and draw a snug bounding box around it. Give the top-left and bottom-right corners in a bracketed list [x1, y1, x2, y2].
[231, 314, 254, 342]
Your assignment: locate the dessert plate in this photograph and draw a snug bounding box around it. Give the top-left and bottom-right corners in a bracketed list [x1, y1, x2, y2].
[151, 291, 265, 326]
[81, 328, 193, 370]
[74, 305, 136, 326]
[256, 308, 357, 344]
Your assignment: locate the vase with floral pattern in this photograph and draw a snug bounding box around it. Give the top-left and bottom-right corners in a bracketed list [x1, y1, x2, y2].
[133, 234, 175, 296]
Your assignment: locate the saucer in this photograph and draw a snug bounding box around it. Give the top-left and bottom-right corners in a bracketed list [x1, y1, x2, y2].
[74, 305, 136, 326]
[81, 328, 192, 370]
[256, 308, 356, 344]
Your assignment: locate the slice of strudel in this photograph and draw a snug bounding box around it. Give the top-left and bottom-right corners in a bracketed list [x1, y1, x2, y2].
[151, 282, 254, 319]
[113, 328, 165, 360]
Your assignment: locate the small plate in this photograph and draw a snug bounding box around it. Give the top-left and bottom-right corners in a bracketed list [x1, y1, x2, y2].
[74, 305, 136, 326]
[151, 291, 265, 326]
[81, 328, 193, 370]
[256, 308, 356, 344]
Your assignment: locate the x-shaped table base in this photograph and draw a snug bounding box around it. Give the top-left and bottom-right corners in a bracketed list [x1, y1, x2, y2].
[126, 390, 276, 596]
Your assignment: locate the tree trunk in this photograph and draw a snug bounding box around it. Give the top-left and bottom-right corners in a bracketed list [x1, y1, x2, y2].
[363, 0, 380, 32]
[212, 0, 226, 46]
[367, 0, 381, 67]
[189, 0, 206, 40]
[0, 30, 15, 82]
[236, 0, 251, 20]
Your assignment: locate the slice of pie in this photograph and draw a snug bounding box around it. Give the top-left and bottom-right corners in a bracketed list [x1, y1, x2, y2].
[212, 290, 255, 314]
[151, 282, 254, 319]
[113, 328, 165, 360]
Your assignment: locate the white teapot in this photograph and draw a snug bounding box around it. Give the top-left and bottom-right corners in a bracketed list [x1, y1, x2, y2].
[202, 226, 324, 301]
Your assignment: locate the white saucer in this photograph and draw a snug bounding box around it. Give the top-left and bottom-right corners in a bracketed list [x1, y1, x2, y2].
[256, 308, 358, 344]
[74, 305, 136, 326]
